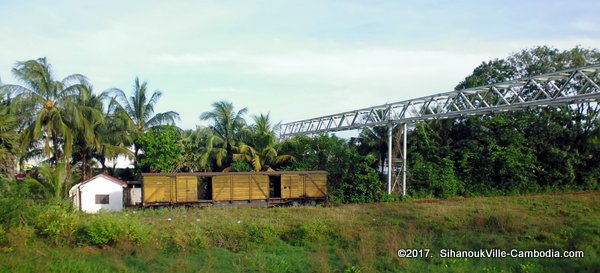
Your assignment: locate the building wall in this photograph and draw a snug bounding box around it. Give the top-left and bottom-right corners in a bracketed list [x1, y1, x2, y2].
[79, 177, 124, 213]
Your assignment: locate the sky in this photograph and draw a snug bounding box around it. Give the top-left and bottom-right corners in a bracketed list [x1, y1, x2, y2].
[1, 0, 599, 131]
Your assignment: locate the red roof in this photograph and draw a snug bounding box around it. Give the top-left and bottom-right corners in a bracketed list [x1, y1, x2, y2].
[78, 173, 127, 187]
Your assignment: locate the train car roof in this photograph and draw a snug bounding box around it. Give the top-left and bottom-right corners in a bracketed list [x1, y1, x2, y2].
[141, 171, 328, 177]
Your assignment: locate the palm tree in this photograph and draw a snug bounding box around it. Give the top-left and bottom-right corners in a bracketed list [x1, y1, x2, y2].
[110, 77, 180, 161]
[94, 97, 135, 172]
[0, 104, 18, 177]
[70, 83, 106, 180]
[233, 113, 292, 172]
[354, 110, 402, 174]
[176, 127, 220, 172]
[68, 84, 134, 179]
[356, 126, 389, 174]
[248, 113, 278, 148]
[1, 58, 88, 166]
[233, 144, 293, 172]
[199, 100, 247, 169]
[31, 161, 73, 200]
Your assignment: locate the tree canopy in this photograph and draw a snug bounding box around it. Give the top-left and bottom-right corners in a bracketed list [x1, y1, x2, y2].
[0, 45, 599, 202]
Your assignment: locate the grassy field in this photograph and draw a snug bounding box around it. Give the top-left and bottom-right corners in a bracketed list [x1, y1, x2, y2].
[1, 192, 599, 273]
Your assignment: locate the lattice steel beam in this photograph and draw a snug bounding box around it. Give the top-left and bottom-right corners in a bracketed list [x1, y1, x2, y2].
[280, 65, 600, 138]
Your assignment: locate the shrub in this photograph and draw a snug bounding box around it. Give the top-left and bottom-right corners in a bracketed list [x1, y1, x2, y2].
[30, 203, 80, 245]
[0, 179, 38, 228]
[411, 154, 463, 198]
[245, 222, 278, 245]
[78, 213, 151, 247]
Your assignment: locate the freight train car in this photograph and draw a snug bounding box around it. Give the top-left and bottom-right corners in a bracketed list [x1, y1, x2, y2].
[142, 171, 327, 207]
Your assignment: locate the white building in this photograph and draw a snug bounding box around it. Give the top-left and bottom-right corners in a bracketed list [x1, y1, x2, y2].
[69, 174, 127, 213]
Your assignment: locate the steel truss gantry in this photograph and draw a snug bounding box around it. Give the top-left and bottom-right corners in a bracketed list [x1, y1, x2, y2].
[279, 65, 600, 195]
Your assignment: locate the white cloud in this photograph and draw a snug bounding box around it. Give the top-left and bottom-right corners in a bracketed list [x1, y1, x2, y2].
[156, 48, 492, 88]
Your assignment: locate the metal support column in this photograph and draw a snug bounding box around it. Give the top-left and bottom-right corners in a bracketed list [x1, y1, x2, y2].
[402, 123, 407, 196]
[387, 125, 393, 194]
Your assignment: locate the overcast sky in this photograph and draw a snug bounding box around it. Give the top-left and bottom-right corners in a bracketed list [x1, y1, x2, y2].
[1, 0, 599, 130]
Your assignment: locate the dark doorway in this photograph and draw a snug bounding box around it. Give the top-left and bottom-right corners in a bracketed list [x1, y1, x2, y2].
[198, 177, 212, 200]
[269, 176, 281, 198]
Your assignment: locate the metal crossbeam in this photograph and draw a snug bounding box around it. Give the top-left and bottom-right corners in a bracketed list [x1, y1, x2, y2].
[280, 65, 600, 138]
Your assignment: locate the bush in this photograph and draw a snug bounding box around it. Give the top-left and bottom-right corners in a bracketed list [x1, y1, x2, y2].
[30, 203, 80, 245]
[245, 222, 278, 245]
[78, 213, 151, 247]
[0, 179, 38, 228]
[410, 154, 462, 198]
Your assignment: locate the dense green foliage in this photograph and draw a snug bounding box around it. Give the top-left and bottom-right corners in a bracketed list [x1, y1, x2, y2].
[0, 103, 18, 177]
[398, 46, 600, 198]
[110, 77, 180, 167]
[137, 125, 183, 173]
[0, 45, 599, 202]
[0, 58, 176, 184]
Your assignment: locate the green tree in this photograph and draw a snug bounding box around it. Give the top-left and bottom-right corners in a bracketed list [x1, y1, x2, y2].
[455, 59, 516, 90]
[70, 83, 106, 180]
[176, 127, 219, 172]
[111, 77, 180, 164]
[199, 100, 247, 169]
[29, 162, 73, 201]
[137, 125, 182, 173]
[0, 105, 18, 177]
[1, 58, 87, 165]
[408, 45, 600, 197]
[94, 97, 135, 172]
[233, 113, 293, 172]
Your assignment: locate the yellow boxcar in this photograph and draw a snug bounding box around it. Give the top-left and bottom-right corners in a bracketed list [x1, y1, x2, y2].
[304, 173, 327, 197]
[175, 176, 198, 202]
[143, 175, 172, 204]
[281, 173, 303, 198]
[250, 175, 269, 200]
[142, 171, 327, 206]
[212, 175, 231, 201]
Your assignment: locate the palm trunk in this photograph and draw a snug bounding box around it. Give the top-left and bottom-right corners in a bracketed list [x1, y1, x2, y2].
[134, 144, 140, 171]
[82, 155, 88, 180]
[100, 156, 107, 172]
[52, 131, 61, 167]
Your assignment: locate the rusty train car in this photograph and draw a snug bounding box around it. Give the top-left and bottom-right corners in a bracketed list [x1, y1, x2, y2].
[142, 171, 327, 207]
